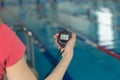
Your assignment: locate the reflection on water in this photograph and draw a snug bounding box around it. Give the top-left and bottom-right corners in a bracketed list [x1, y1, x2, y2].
[96, 7, 114, 49]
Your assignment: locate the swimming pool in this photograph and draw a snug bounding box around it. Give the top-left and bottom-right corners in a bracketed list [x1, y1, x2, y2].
[0, 0, 120, 80]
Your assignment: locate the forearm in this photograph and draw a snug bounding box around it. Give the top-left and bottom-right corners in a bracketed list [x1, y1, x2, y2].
[45, 51, 73, 80]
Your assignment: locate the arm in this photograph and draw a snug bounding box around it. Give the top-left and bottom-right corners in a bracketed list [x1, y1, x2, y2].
[3, 24, 37, 80]
[45, 33, 76, 80]
[6, 57, 37, 80]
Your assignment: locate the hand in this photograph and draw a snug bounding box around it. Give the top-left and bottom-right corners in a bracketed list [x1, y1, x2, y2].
[54, 33, 76, 59]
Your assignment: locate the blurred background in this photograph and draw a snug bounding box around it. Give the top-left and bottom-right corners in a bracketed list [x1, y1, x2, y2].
[0, 0, 120, 80]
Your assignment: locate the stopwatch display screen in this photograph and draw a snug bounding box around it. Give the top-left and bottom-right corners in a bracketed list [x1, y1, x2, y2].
[60, 34, 69, 41]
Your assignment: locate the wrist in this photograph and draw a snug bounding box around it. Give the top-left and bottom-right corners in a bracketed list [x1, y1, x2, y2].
[62, 49, 73, 60]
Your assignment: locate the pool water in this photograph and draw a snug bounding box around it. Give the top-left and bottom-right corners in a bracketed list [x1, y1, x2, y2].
[0, 0, 120, 80]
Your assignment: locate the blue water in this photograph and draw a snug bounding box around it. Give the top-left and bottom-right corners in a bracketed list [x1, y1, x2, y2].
[0, 0, 120, 80]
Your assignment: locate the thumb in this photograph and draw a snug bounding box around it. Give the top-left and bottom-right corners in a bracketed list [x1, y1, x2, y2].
[65, 33, 76, 49]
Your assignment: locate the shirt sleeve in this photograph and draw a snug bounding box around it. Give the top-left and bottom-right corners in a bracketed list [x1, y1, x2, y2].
[5, 25, 26, 67]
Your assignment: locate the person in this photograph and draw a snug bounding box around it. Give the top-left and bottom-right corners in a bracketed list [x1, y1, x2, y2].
[0, 19, 76, 80]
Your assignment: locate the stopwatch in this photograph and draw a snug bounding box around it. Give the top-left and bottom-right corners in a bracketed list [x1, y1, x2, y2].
[57, 30, 72, 48]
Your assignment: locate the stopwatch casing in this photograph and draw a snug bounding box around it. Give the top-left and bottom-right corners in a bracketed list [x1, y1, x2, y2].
[57, 30, 72, 48]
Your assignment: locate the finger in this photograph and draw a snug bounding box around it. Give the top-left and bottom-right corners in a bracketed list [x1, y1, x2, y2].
[65, 33, 76, 48]
[67, 33, 76, 43]
[54, 33, 59, 39]
[70, 33, 76, 42]
[61, 48, 65, 52]
[54, 33, 59, 45]
[54, 36, 62, 49]
[55, 38, 59, 46]
[54, 38, 65, 50]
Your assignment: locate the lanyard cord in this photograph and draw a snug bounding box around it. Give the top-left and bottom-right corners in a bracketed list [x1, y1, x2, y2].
[44, 49, 64, 79]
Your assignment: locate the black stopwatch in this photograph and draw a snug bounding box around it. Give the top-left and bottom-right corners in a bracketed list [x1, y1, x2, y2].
[57, 30, 72, 48]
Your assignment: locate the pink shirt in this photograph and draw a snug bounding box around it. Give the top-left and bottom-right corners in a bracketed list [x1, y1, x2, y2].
[0, 24, 26, 80]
